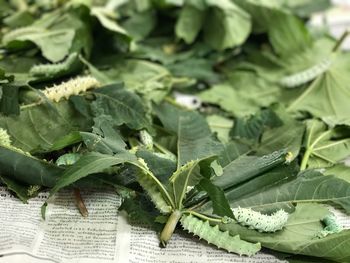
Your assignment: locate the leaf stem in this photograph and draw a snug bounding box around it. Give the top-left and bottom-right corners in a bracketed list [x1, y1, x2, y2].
[300, 148, 312, 171]
[20, 100, 43, 110]
[184, 210, 222, 223]
[73, 188, 88, 217]
[300, 130, 332, 171]
[333, 30, 349, 52]
[160, 210, 182, 247]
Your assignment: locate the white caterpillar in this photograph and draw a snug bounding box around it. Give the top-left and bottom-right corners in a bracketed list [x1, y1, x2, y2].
[30, 53, 81, 78]
[280, 59, 332, 88]
[42, 76, 100, 102]
[232, 207, 289, 232]
[317, 214, 343, 238]
[0, 128, 12, 147]
[139, 130, 153, 150]
[0, 128, 30, 155]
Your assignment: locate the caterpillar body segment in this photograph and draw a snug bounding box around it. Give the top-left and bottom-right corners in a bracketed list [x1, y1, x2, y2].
[180, 214, 261, 256]
[30, 53, 82, 79]
[56, 153, 81, 166]
[280, 59, 332, 88]
[42, 76, 100, 102]
[317, 214, 343, 238]
[139, 130, 153, 150]
[0, 128, 12, 147]
[232, 207, 289, 233]
[0, 128, 30, 155]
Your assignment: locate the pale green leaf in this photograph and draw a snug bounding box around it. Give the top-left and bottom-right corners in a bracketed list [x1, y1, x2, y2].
[175, 4, 204, 44]
[0, 100, 92, 152]
[219, 203, 350, 262]
[232, 170, 350, 213]
[301, 120, 350, 169]
[288, 57, 350, 122]
[203, 0, 251, 50]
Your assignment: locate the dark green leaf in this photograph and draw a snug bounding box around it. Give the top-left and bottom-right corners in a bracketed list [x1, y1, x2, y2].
[198, 177, 233, 217]
[213, 149, 288, 191]
[50, 151, 137, 195]
[92, 83, 151, 131]
[233, 170, 350, 213]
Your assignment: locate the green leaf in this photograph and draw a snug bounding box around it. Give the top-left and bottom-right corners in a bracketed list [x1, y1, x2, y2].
[234, 0, 312, 55]
[2, 8, 92, 62]
[50, 151, 137, 196]
[119, 195, 162, 231]
[199, 74, 281, 117]
[3, 27, 75, 62]
[0, 84, 19, 115]
[198, 177, 233, 217]
[176, 113, 223, 167]
[230, 108, 282, 142]
[284, 0, 331, 17]
[167, 57, 220, 83]
[134, 158, 175, 211]
[136, 149, 177, 184]
[135, 167, 173, 214]
[221, 162, 299, 212]
[206, 115, 233, 143]
[170, 160, 201, 209]
[268, 14, 312, 56]
[232, 170, 350, 213]
[91, 7, 129, 37]
[213, 149, 288, 191]
[154, 102, 223, 167]
[49, 131, 82, 151]
[256, 108, 305, 159]
[219, 203, 350, 261]
[288, 56, 350, 122]
[93, 59, 172, 103]
[0, 174, 30, 203]
[0, 100, 92, 152]
[80, 119, 127, 155]
[217, 140, 251, 166]
[91, 83, 151, 131]
[203, 0, 251, 50]
[301, 120, 350, 169]
[324, 164, 350, 182]
[122, 10, 156, 40]
[175, 4, 204, 44]
[0, 145, 63, 187]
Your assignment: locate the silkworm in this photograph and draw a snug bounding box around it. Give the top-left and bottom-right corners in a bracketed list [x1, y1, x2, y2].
[280, 59, 331, 88]
[232, 207, 289, 233]
[0, 128, 12, 147]
[42, 76, 100, 102]
[30, 52, 81, 78]
[139, 130, 153, 150]
[180, 214, 261, 256]
[317, 214, 343, 238]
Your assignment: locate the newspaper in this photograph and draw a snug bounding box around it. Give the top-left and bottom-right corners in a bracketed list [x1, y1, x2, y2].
[0, 187, 349, 263]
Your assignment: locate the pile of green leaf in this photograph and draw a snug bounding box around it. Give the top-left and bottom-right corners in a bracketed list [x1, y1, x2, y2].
[1, 0, 350, 262]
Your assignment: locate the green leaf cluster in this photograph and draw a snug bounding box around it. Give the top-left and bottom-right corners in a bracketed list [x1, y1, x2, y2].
[1, 1, 350, 262]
